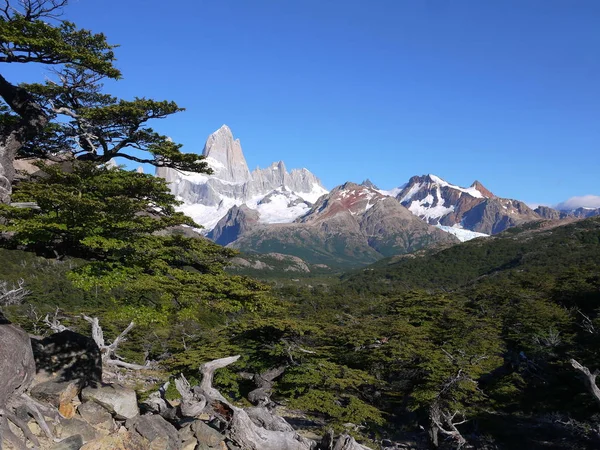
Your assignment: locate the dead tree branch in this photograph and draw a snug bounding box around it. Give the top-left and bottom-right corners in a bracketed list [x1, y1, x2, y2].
[81, 315, 153, 371]
[570, 359, 600, 406]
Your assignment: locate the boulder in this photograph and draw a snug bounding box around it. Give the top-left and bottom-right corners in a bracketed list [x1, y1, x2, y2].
[190, 420, 225, 447]
[81, 384, 139, 419]
[78, 400, 116, 434]
[126, 414, 181, 450]
[31, 330, 102, 386]
[30, 379, 80, 408]
[57, 417, 99, 443]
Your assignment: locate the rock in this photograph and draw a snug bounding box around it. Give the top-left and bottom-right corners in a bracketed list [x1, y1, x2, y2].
[31, 379, 80, 408]
[78, 401, 114, 427]
[31, 330, 102, 387]
[81, 384, 139, 419]
[190, 420, 224, 447]
[57, 417, 99, 443]
[126, 414, 181, 450]
[51, 434, 84, 450]
[181, 438, 198, 450]
[207, 204, 260, 246]
[80, 427, 149, 450]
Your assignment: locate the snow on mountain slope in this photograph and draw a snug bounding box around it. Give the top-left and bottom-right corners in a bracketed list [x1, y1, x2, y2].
[156, 125, 327, 231]
[435, 225, 489, 242]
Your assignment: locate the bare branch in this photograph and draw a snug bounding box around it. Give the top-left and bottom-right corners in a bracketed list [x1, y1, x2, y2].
[0, 278, 30, 306]
[81, 315, 153, 377]
[43, 307, 68, 333]
[570, 358, 600, 406]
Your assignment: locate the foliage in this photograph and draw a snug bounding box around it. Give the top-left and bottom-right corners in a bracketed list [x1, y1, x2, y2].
[0, 1, 208, 174]
[0, 162, 272, 323]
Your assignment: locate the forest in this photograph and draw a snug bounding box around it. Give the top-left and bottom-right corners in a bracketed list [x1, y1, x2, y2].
[1, 1, 599, 449]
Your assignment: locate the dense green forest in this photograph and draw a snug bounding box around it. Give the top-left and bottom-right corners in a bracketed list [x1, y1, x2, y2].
[2, 215, 600, 449]
[1, 2, 599, 449]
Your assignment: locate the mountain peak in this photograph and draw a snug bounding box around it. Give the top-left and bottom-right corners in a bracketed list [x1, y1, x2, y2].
[360, 179, 379, 189]
[471, 180, 494, 198]
[202, 125, 251, 183]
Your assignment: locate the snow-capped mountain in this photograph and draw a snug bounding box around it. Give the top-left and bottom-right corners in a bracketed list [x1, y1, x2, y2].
[156, 125, 327, 230]
[224, 182, 459, 267]
[394, 174, 542, 235]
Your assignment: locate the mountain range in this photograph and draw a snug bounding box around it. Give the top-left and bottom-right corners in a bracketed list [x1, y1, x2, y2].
[156, 125, 598, 267]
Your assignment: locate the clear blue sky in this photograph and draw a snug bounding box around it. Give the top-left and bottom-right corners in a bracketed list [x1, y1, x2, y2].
[5, 0, 600, 206]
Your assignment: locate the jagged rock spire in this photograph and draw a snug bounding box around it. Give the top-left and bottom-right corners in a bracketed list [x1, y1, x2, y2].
[202, 125, 252, 183]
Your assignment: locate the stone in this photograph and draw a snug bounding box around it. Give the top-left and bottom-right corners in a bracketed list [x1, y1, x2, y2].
[51, 434, 84, 450]
[181, 438, 198, 450]
[78, 401, 114, 426]
[31, 330, 102, 387]
[57, 417, 99, 443]
[31, 379, 80, 407]
[190, 420, 224, 447]
[126, 414, 181, 450]
[81, 384, 139, 419]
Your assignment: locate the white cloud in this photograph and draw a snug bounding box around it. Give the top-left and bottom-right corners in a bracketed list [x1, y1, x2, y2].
[556, 195, 600, 211]
[526, 202, 549, 210]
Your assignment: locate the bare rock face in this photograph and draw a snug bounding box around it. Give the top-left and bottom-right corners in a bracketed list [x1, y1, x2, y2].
[208, 204, 261, 246]
[0, 323, 36, 406]
[156, 125, 327, 231]
[203, 125, 252, 183]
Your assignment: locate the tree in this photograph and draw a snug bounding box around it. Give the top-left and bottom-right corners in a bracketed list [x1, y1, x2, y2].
[0, 0, 120, 203]
[0, 0, 210, 204]
[0, 161, 272, 318]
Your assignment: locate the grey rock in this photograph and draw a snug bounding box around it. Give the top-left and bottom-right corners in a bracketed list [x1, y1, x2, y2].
[203, 125, 252, 183]
[81, 384, 139, 419]
[78, 401, 115, 433]
[31, 330, 102, 387]
[30, 379, 80, 408]
[126, 414, 181, 450]
[57, 417, 99, 443]
[51, 434, 84, 450]
[190, 420, 224, 447]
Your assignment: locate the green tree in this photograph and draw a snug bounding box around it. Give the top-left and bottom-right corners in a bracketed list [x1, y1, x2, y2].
[0, 0, 209, 204]
[0, 162, 272, 321]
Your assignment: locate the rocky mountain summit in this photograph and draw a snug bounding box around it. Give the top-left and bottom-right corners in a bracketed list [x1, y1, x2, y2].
[226, 183, 459, 267]
[156, 125, 327, 230]
[396, 174, 543, 235]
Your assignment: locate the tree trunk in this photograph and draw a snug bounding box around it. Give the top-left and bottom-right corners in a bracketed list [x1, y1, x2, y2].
[0, 132, 21, 204]
[0, 74, 49, 204]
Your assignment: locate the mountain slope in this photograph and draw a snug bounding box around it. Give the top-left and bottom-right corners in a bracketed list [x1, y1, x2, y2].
[228, 182, 459, 267]
[397, 174, 543, 234]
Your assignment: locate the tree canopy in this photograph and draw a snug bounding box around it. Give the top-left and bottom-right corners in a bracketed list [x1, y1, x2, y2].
[0, 0, 209, 204]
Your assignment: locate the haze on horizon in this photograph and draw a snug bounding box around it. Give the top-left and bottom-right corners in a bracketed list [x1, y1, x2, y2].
[3, 0, 598, 208]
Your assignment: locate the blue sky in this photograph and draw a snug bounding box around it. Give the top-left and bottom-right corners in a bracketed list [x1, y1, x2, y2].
[4, 0, 600, 206]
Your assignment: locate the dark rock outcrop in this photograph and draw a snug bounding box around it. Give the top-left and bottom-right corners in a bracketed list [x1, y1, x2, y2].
[208, 204, 260, 246]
